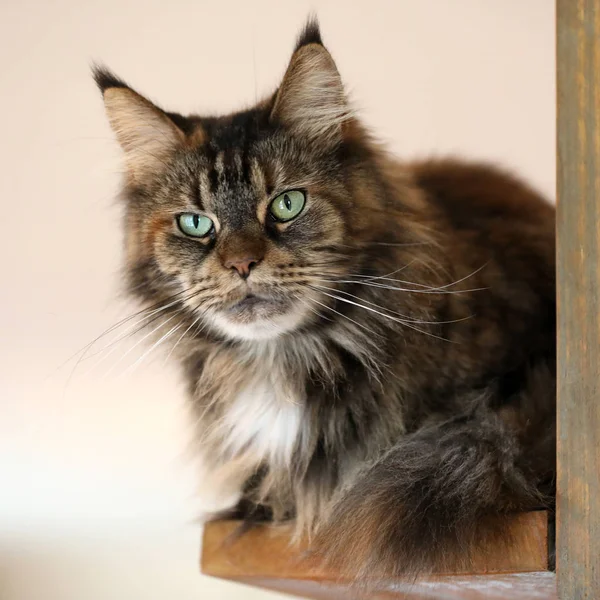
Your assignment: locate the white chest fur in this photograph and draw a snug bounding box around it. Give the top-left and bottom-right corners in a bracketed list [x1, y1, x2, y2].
[220, 375, 305, 467]
[196, 373, 305, 516]
[196, 343, 312, 516]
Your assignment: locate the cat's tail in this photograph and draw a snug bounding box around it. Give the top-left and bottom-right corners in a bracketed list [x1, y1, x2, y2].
[313, 400, 554, 583]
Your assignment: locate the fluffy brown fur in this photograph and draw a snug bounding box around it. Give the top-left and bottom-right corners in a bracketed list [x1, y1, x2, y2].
[94, 18, 555, 584]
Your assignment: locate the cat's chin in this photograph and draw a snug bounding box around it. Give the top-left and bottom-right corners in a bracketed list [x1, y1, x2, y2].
[208, 303, 310, 341]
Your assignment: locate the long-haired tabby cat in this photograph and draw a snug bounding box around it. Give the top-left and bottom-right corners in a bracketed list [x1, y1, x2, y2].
[94, 19, 555, 582]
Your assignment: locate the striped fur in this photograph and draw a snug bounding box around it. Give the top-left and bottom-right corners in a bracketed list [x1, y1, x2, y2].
[94, 17, 556, 584]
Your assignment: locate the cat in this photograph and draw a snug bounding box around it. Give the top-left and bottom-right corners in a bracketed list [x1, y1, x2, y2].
[94, 18, 555, 583]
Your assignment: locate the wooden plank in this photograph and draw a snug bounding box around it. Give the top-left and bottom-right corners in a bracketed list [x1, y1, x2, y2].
[201, 513, 553, 599]
[228, 574, 557, 600]
[557, 1, 600, 598]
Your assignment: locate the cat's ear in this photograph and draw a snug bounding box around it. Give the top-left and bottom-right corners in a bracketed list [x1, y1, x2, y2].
[271, 19, 351, 145]
[92, 66, 185, 182]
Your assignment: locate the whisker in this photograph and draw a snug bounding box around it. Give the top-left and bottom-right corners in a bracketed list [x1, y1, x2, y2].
[120, 320, 185, 377]
[429, 262, 490, 290]
[297, 298, 334, 323]
[163, 314, 205, 364]
[59, 287, 194, 372]
[81, 311, 171, 378]
[298, 297, 387, 384]
[59, 287, 201, 393]
[346, 261, 418, 284]
[81, 290, 200, 363]
[302, 262, 489, 294]
[321, 278, 487, 295]
[357, 262, 489, 292]
[311, 284, 473, 326]
[73, 286, 215, 382]
[301, 295, 382, 340]
[366, 241, 428, 247]
[101, 312, 182, 380]
[309, 286, 455, 343]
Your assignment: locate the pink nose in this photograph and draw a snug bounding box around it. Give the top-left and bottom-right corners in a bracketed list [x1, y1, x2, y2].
[223, 256, 261, 279]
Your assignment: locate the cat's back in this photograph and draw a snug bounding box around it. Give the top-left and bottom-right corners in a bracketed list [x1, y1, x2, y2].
[408, 158, 554, 238]
[406, 158, 555, 289]
[392, 158, 556, 344]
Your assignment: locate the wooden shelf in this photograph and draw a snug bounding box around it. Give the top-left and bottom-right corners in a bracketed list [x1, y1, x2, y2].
[201, 512, 556, 599]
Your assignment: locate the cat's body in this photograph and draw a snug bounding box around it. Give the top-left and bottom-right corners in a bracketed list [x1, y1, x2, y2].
[95, 20, 555, 582]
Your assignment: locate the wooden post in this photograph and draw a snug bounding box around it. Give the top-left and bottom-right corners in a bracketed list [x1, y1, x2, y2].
[557, 1, 600, 598]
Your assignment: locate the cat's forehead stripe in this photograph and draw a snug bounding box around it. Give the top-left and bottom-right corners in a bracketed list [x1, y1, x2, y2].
[249, 159, 267, 195]
[198, 147, 266, 220]
[197, 170, 211, 210]
[208, 148, 251, 191]
[214, 151, 224, 177]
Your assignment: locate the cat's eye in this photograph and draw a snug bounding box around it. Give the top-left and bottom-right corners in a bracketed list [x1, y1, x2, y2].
[177, 213, 214, 238]
[269, 190, 306, 222]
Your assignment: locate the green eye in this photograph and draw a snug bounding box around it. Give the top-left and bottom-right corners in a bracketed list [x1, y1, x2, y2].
[177, 213, 214, 237]
[269, 190, 306, 222]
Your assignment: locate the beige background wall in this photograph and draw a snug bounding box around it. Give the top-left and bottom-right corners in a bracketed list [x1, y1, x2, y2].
[0, 1, 554, 599]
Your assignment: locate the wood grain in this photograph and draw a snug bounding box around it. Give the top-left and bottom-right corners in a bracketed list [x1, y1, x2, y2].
[557, 1, 600, 598]
[201, 513, 553, 599]
[229, 573, 557, 600]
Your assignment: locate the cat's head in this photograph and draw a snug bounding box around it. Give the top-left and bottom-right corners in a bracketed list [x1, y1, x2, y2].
[95, 20, 390, 342]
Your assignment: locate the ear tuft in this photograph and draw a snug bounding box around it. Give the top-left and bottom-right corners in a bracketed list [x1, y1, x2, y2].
[294, 16, 323, 51]
[91, 64, 129, 93]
